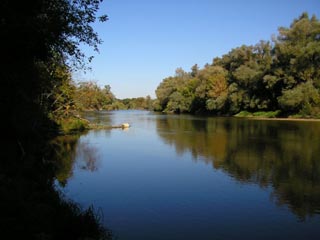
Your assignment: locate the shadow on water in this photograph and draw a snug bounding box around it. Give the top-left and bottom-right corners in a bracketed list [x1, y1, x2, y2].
[53, 134, 101, 187]
[0, 132, 112, 239]
[156, 116, 320, 220]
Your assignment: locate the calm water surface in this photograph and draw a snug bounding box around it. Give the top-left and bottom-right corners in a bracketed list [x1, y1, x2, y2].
[55, 110, 320, 240]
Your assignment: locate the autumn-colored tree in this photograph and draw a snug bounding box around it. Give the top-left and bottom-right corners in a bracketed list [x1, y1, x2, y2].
[154, 12, 320, 118]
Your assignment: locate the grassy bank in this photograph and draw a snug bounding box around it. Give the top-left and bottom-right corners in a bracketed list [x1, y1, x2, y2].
[234, 110, 320, 120]
[55, 116, 90, 134]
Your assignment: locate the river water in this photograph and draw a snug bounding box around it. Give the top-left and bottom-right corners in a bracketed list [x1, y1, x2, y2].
[55, 110, 320, 240]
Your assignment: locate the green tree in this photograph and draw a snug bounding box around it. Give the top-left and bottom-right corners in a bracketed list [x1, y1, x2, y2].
[278, 82, 320, 114]
[195, 65, 229, 112]
[47, 63, 77, 120]
[154, 12, 320, 118]
[75, 81, 116, 111]
[273, 13, 320, 114]
[191, 64, 199, 77]
[1, 1, 111, 239]
[155, 69, 190, 111]
[274, 13, 320, 87]
[1, 0, 108, 139]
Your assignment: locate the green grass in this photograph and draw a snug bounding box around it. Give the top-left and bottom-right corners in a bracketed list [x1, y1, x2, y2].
[58, 117, 89, 134]
[234, 111, 253, 117]
[252, 110, 281, 118]
[235, 110, 281, 118]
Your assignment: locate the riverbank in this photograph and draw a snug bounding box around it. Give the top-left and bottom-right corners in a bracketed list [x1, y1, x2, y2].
[88, 123, 130, 130]
[233, 110, 320, 122]
[58, 110, 320, 135]
[236, 116, 320, 122]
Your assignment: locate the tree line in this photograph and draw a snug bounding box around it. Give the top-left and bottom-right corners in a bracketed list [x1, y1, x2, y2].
[54, 79, 154, 114]
[74, 81, 154, 111]
[154, 13, 320, 118]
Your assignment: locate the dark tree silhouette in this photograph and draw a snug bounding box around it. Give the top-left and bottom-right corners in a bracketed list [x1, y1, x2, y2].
[0, 1, 112, 239]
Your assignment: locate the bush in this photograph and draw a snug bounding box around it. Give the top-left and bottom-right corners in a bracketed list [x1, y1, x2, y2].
[235, 110, 281, 118]
[234, 111, 253, 117]
[252, 110, 281, 118]
[59, 117, 89, 134]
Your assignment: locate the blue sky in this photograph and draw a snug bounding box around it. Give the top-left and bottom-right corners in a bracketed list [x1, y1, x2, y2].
[76, 0, 320, 99]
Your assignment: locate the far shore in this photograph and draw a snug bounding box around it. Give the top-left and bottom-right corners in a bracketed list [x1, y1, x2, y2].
[235, 116, 320, 122]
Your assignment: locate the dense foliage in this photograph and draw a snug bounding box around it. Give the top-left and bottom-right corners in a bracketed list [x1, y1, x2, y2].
[1, 0, 112, 239]
[1, 0, 108, 136]
[154, 13, 320, 118]
[119, 95, 154, 110]
[75, 82, 115, 110]
[72, 81, 154, 111]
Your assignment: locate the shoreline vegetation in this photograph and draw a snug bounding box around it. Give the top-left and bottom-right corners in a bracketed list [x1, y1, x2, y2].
[59, 12, 320, 132]
[234, 113, 320, 121]
[1, 0, 112, 239]
[60, 110, 320, 135]
[153, 13, 320, 119]
[35, 12, 319, 137]
[233, 110, 320, 121]
[57, 115, 131, 134]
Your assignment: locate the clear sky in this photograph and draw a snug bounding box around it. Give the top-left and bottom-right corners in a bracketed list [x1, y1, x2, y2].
[76, 0, 320, 99]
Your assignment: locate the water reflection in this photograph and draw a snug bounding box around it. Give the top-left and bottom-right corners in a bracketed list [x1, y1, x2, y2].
[52, 134, 100, 186]
[81, 110, 113, 126]
[51, 135, 79, 186]
[156, 116, 320, 219]
[76, 141, 100, 172]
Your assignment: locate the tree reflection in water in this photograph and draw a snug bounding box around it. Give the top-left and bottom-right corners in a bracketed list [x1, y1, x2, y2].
[1, 133, 111, 239]
[156, 116, 320, 220]
[77, 141, 100, 172]
[53, 134, 100, 186]
[51, 135, 79, 186]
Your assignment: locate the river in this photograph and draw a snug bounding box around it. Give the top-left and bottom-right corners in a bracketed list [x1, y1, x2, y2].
[55, 110, 320, 240]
